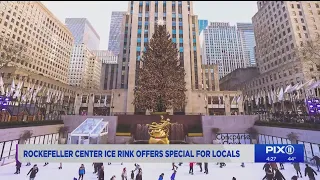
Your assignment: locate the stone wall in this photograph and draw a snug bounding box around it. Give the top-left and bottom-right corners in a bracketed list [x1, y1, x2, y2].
[62, 115, 118, 144]
[254, 126, 320, 144]
[189, 115, 259, 144]
[0, 124, 63, 142]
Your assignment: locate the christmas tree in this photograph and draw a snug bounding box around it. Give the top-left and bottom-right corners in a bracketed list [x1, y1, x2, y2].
[133, 23, 187, 112]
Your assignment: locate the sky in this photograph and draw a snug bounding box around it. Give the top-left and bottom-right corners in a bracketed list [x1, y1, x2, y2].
[42, 1, 258, 50]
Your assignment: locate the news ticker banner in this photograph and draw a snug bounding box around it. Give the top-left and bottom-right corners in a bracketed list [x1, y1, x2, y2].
[18, 144, 304, 163]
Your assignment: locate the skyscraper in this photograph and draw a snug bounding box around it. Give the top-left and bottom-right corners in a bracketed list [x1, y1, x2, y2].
[65, 18, 100, 51]
[237, 23, 256, 67]
[117, 1, 202, 113]
[242, 1, 320, 98]
[198, 19, 208, 35]
[201, 22, 248, 79]
[108, 11, 126, 55]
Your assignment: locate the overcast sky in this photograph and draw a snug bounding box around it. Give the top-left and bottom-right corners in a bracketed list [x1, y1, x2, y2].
[42, 1, 258, 50]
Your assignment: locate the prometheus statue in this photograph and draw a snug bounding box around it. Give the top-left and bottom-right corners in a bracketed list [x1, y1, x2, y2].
[147, 115, 174, 144]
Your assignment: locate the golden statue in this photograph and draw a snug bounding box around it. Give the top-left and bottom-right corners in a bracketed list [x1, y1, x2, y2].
[147, 115, 174, 144]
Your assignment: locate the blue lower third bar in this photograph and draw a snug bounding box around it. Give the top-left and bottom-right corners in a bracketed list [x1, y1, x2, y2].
[254, 144, 304, 163]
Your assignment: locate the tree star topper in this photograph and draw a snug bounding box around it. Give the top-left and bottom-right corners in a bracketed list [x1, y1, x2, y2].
[157, 19, 165, 25]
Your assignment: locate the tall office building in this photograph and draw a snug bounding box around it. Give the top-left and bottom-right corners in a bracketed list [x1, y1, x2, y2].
[198, 19, 208, 35]
[92, 50, 118, 90]
[108, 11, 126, 55]
[237, 23, 256, 67]
[118, 1, 203, 113]
[242, 1, 320, 96]
[0, 1, 75, 94]
[201, 22, 248, 79]
[65, 18, 100, 51]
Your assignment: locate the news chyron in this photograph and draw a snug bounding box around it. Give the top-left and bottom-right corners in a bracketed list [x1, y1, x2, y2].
[254, 144, 304, 163]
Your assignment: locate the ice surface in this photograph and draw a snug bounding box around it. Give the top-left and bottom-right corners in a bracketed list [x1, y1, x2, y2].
[0, 162, 318, 180]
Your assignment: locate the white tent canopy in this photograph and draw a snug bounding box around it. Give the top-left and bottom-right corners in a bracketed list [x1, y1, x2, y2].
[69, 118, 108, 144]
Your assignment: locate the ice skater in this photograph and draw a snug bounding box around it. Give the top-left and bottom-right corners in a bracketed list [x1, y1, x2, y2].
[130, 170, 134, 180]
[98, 166, 104, 180]
[78, 164, 85, 180]
[189, 162, 194, 175]
[291, 175, 298, 180]
[270, 162, 278, 174]
[135, 169, 142, 180]
[134, 163, 141, 173]
[26, 162, 31, 166]
[158, 173, 164, 180]
[121, 167, 127, 180]
[311, 155, 320, 171]
[219, 162, 226, 168]
[273, 169, 285, 180]
[43, 162, 49, 166]
[305, 164, 317, 180]
[293, 162, 302, 178]
[27, 164, 39, 180]
[197, 162, 202, 172]
[262, 169, 274, 180]
[110, 175, 116, 180]
[279, 163, 284, 170]
[241, 162, 245, 168]
[14, 160, 21, 174]
[172, 163, 178, 170]
[58, 162, 62, 170]
[171, 170, 176, 180]
[204, 162, 208, 174]
[263, 163, 271, 173]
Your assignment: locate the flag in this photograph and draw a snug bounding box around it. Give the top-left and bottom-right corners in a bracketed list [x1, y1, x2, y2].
[218, 96, 221, 105]
[0, 76, 5, 95]
[278, 87, 284, 101]
[103, 95, 107, 106]
[284, 84, 292, 94]
[236, 95, 242, 104]
[9, 79, 15, 96]
[268, 91, 272, 104]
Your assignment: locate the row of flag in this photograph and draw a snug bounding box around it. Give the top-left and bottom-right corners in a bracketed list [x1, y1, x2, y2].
[0, 77, 70, 104]
[245, 79, 320, 105]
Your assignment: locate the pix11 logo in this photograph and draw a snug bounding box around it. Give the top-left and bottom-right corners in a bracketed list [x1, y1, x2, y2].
[266, 145, 295, 155]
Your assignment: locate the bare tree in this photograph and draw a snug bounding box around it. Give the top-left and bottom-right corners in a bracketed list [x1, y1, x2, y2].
[296, 36, 320, 66]
[0, 35, 31, 70]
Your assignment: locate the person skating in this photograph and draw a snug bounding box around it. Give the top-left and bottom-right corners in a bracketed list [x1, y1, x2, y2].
[263, 163, 271, 173]
[293, 162, 302, 178]
[93, 163, 98, 173]
[78, 164, 85, 180]
[291, 176, 298, 180]
[232, 178, 236, 180]
[98, 166, 104, 180]
[110, 175, 116, 180]
[189, 162, 194, 175]
[178, 163, 182, 166]
[121, 167, 127, 180]
[170, 170, 176, 180]
[273, 169, 285, 180]
[262, 169, 274, 180]
[15, 160, 21, 174]
[43, 162, 49, 166]
[279, 163, 284, 170]
[97, 163, 104, 178]
[197, 162, 202, 172]
[220, 162, 226, 168]
[27, 164, 39, 180]
[305, 164, 317, 180]
[270, 162, 278, 174]
[26, 162, 31, 166]
[134, 163, 140, 173]
[204, 162, 208, 174]
[171, 163, 178, 170]
[135, 170, 142, 180]
[158, 173, 164, 180]
[108, 162, 111, 165]
[130, 170, 134, 180]
[241, 162, 245, 168]
[59, 162, 62, 170]
[310, 155, 320, 171]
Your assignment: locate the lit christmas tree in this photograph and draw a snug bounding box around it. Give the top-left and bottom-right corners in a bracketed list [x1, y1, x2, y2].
[133, 22, 187, 112]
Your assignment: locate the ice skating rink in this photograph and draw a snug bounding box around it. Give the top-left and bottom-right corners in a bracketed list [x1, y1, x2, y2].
[0, 162, 317, 180]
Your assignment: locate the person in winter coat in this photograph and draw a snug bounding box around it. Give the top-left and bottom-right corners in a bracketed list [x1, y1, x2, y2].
[270, 162, 278, 174]
[78, 164, 85, 180]
[232, 178, 236, 180]
[110, 175, 116, 180]
[27, 164, 39, 180]
[130, 170, 134, 180]
[204, 162, 208, 174]
[197, 162, 202, 172]
[291, 176, 298, 180]
[59, 162, 62, 170]
[98, 166, 104, 180]
[279, 163, 284, 170]
[134, 163, 141, 172]
[15, 160, 21, 174]
[273, 169, 285, 180]
[158, 173, 164, 180]
[93, 163, 98, 173]
[310, 155, 320, 171]
[172, 163, 178, 170]
[171, 170, 176, 180]
[293, 163, 302, 178]
[263, 163, 271, 173]
[262, 169, 274, 180]
[305, 164, 317, 180]
[97, 163, 104, 178]
[121, 168, 127, 180]
[135, 171, 142, 180]
[189, 162, 194, 175]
